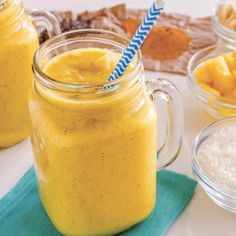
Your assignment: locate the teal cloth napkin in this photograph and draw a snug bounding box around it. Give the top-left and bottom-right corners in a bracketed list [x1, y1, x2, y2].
[0, 168, 197, 236]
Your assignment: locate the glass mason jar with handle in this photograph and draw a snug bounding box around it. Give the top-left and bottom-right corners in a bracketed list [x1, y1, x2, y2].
[30, 30, 183, 236]
[0, 0, 60, 148]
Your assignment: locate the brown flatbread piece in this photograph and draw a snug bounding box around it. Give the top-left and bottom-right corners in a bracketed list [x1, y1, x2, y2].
[39, 4, 217, 75]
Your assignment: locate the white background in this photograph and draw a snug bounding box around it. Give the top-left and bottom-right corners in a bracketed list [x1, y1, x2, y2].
[1, 0, 236, 235]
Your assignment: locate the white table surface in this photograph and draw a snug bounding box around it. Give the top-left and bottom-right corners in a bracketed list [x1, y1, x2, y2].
[1, 0, 236, 235]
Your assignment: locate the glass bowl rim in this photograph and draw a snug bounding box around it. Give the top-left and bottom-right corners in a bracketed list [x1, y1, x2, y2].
[192, 116, 236, 199]
[212, 0, 236, 43]
[187, 44, 236, 110]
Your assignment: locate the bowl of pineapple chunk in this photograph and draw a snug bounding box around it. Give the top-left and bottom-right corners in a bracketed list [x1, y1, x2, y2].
[188, 44, 236, 118]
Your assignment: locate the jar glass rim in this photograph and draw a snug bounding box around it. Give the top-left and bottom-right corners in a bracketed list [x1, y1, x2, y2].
[0, 0, 23, 32]
[0, 0, 19, 13]
[33, 29, 143, 91]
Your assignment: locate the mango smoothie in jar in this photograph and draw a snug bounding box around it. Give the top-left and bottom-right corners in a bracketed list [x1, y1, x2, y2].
[29, 30, 183, 236]
[0, 0, 60, 148]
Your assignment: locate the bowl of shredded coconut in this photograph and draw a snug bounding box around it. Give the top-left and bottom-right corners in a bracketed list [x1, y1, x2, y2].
[192, 116, 236, 213]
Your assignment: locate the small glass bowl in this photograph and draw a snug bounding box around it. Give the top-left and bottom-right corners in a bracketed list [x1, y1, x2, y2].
[187, 44, 236, 118]
[212, 0, 236, 46]
[192, 116, 236, 213]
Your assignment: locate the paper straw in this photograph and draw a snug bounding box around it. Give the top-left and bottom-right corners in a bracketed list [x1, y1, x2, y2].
[108, 0, 164, 81]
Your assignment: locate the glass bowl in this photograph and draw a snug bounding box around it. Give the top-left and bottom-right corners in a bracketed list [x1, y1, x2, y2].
[192, 116, 236, 213]
[187, 44, 236, 118]
[212, 0, 236, 46]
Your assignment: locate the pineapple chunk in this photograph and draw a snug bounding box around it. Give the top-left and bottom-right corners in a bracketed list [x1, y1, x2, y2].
[229, 89, 236, 99]
[194, 61, 213, 84]
[231, 69, 236, 79]
[223, 53, 236, 70]
[199, 83, 221, 96]
[231, 50, 236, 60]
[207, 56, 236, 94]
[223, 91, 234, 99]
[233, 89, 236, 98]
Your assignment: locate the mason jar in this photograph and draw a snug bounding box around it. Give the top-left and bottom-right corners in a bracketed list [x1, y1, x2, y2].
[30, 29, 183, 236]
[0, 0, 60, 148]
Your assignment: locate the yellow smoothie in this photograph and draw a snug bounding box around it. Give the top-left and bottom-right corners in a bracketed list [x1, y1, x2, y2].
[0, 0, 39, 147]
[29, 48, 157, 235]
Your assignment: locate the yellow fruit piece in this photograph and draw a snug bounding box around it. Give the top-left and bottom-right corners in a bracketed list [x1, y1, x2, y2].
[220, 90, 236, 105]
[227, 89, 236, 100]
[231, 50, 236, 60]
[199, 83, 221, 96]
[207, 56, 236, 94]
[223, 53, 236, 70]
[194, 62, 213, 84]
[223, 91, 234, 99]
[231, 69, 236, 78]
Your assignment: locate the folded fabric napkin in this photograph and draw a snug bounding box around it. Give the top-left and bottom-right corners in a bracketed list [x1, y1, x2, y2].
[0, 168, 197, 236]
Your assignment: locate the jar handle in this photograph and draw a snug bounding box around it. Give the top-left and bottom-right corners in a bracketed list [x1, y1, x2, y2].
[28, 9, 61, 38]
[147, 78, 184, 171]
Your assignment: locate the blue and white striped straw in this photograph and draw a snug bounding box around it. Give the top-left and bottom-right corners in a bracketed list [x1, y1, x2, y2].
[109, 0, 164, 82]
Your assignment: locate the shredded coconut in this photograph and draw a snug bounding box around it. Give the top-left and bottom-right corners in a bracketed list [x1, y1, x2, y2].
[197, 126, 236, 191]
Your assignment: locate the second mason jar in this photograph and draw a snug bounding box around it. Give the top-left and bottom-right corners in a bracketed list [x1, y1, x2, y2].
[0, 0, 60, 148]
[30, 30, 183, 236]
